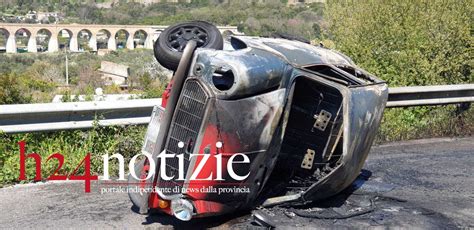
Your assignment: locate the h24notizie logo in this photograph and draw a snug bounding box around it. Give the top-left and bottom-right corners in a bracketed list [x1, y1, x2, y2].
[17, 140, 251, 192]
[18, 141, 98, 192]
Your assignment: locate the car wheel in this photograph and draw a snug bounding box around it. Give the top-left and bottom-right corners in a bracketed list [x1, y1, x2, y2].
[154, 21, 224, 71]
[128, 158, 147, 210]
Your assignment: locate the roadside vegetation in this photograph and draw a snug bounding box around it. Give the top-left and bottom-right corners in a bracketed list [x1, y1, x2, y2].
[324, 1, 473, 142]
[0, 0, 472, 186]
[0, 49, 169, 104]
[0, 125, 146, 187]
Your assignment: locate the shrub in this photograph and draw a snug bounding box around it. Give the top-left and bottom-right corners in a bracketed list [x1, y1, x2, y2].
[0, 73, 32, 104]
[324, 0, 473, 142]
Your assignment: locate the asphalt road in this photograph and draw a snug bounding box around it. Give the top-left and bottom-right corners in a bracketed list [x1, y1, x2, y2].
[1, 137, 473, 229]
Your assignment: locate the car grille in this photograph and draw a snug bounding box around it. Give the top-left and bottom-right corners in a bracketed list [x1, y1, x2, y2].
[158, 79, 209, 195]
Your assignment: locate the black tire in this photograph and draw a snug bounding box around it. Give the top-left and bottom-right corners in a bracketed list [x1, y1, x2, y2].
[154, 21, 224, 71]
[128, 158, 147, 211]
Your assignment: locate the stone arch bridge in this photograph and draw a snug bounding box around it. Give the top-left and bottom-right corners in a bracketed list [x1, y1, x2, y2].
[0, 23, 239, 53]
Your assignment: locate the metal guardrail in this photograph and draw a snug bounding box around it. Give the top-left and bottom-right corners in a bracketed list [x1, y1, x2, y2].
[0, 85, 472, 134]
[386, 84, 474, 108]
[0, 99, 161, 134]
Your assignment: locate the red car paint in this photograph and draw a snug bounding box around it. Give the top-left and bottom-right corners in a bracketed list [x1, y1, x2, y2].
[150, 84, 242, 215]
[161, 82, 172, 108]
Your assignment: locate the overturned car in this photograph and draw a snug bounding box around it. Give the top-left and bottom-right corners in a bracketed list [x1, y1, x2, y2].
[128, 21, 388, 221]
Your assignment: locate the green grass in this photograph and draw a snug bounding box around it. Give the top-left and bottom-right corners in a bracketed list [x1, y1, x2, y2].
[376, 105, 473, 143]
[0, 125, 146, 187]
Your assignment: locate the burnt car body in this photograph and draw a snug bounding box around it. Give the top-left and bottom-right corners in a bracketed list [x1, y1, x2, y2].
[129, 35, 388, 221]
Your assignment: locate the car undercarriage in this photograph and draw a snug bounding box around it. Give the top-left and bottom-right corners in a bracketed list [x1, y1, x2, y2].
[127, 21, 388, 222]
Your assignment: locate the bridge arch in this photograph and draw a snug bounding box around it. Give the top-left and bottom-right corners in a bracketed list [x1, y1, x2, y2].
[36, 29, 51, 52]
[115, 29, 129, 50]
[57, 28, 73, 51]
[77, 29, 93, 51]
[14, 28, 32, 53]
[133, 29, 148, 49]
[0, 28, 8, 53]
[97, 29, 111, 50]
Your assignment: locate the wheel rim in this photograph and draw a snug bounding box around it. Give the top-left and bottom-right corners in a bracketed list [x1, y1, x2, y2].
[166, 25, 209, 52]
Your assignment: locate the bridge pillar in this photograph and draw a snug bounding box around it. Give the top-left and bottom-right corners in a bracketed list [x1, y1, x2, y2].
[27, 35, 37, 53]
[70, 32, 78, 52]
[126, 33, 134, 50]
[89, 34, 97, 51]
[48, 36, 59, 52]
[6, 33, 16, 53]
[107, 36, 116, 51]
[144, 35, 153, 49]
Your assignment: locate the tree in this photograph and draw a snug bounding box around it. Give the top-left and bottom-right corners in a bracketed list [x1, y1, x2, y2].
[0, 74, 31, 104]
[324, 0, 472, 86]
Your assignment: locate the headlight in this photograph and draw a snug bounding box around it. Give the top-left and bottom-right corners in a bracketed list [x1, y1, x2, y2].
[171, 198, 194, 221]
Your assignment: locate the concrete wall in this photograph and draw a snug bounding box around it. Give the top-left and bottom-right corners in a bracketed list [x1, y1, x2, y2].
[99, 61, 130, 85]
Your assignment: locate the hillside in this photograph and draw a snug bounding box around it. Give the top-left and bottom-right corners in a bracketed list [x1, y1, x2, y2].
[0, 1, 324, 40]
